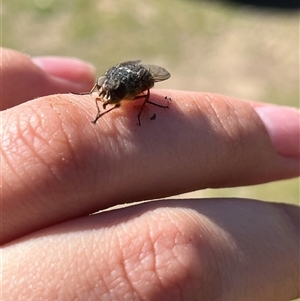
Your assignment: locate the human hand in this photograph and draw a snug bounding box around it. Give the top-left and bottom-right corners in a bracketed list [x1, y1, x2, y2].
[2, 48, 299, 301]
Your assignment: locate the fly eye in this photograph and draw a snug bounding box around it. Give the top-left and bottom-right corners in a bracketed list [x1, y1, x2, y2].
[97, 76, 106, 87]
[113, 82, 126, 100]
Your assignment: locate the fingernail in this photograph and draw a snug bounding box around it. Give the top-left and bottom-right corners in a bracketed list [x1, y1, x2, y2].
[32, 56, 96, 83]
[255, 105, 300, 158]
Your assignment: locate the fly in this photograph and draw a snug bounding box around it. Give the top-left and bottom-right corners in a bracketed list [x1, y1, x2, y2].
[86, 60, 171, 126]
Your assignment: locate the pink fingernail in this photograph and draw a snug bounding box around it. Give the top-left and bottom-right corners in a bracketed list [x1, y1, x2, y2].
[32, 56, 96, 83]
[255, 105, 300, 158]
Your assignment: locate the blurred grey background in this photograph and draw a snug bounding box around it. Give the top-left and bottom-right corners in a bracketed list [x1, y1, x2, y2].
[2, 0, 299, 208]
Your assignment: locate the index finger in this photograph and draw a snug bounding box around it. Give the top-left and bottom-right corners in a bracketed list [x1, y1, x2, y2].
[1, 90, 299, 243]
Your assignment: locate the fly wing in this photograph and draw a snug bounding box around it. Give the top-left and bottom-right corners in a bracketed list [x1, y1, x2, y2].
[141, 64, 171, 82]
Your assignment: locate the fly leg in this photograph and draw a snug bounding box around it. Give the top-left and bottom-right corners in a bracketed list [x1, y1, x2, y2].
[136, 90, 150, 126]
[91, 99, 121, 124]
[71, 83, 98, 95]
[136, 90, 169, 126]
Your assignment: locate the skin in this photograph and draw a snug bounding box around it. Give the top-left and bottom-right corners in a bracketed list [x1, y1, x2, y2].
[1, 48, 299, 301]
